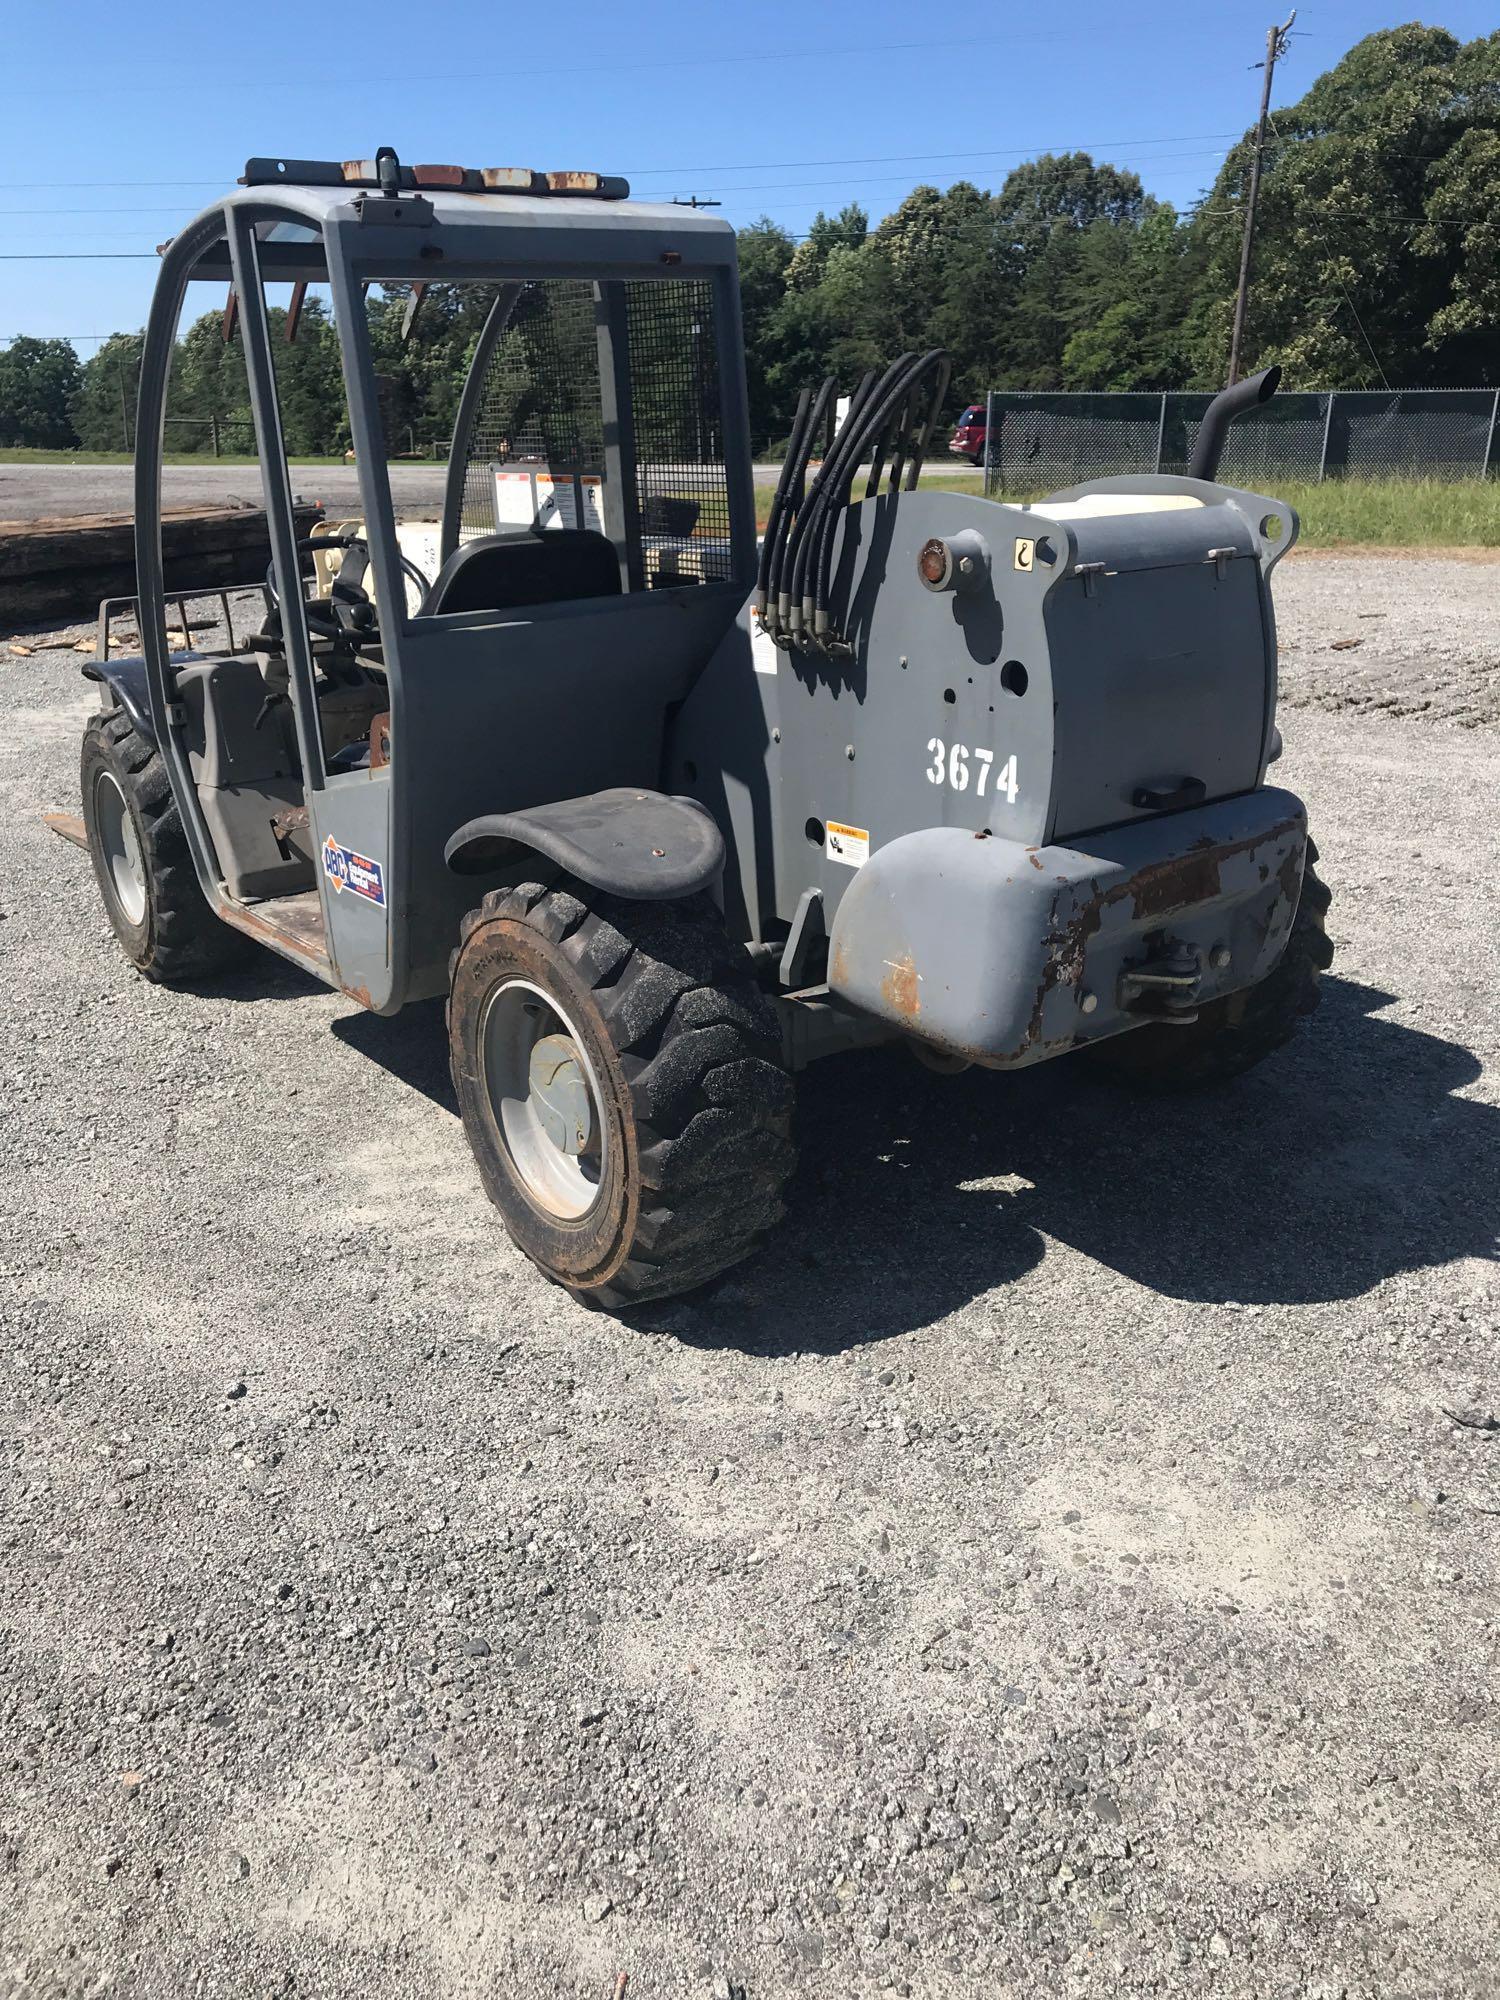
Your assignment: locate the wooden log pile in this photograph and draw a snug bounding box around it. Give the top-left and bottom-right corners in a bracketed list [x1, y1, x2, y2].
[0, 501, 324, 629]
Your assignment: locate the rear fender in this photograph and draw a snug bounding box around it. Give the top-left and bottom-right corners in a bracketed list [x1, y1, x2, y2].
[444, 787, 725, 901]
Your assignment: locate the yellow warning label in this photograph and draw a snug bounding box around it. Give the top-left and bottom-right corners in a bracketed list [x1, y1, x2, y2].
[825, 820, 869, 868]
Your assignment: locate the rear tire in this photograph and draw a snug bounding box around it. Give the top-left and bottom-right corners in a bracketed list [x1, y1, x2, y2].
[448, 881, 796, 1308]
[81, 709, 253, 983]
[1082, 843, 1334, 1092]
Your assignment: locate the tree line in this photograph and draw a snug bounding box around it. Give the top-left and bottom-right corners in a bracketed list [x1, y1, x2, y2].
[1, 23, 1496, 460]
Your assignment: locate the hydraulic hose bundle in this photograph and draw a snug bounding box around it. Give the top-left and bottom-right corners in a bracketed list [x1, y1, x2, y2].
[756, 349, 951, 655]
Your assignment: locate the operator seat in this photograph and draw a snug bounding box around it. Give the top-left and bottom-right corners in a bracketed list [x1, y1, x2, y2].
[421, 528, 622, 617]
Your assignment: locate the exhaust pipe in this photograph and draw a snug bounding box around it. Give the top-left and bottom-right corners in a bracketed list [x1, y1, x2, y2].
[1188, 364, 1281, 482]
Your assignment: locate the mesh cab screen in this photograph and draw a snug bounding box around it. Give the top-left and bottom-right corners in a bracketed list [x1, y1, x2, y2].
[625, 280, 733, 585]
[458, 282, 604, 543]
[453, 277, 734, 587]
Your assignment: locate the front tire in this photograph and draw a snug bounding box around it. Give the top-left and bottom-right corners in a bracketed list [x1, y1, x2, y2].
[448, 881, 796, 1308]
[81, 709, 253, 983]
[1082, 842, 1334, 1092]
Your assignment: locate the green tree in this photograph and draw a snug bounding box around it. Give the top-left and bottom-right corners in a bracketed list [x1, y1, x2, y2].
[994, 152, 1147, 238]
[1060, 205, 1202, 389]
[784, 204, 868, 291]
[736, 219, 796, 446]
[71, 333, 144, 452]
[169, 309, 252, 453]
[1190, 24, 1500, 386]
[0, 336, 81, 448]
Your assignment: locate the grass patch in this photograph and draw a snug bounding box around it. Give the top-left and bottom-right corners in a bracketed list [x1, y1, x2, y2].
[753, 472, 1500, 548]
[1275, 478, 1500, 548]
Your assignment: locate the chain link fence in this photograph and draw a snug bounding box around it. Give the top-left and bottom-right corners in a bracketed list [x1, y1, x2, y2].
[981, 387, 1500, 496]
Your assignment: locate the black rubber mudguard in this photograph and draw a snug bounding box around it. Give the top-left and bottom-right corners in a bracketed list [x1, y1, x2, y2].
[444, 787, 726, 900]
[82, 655, 157, 748]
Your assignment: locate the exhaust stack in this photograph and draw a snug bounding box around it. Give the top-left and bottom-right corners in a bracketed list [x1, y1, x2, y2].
[1189, 364, 1281, 482]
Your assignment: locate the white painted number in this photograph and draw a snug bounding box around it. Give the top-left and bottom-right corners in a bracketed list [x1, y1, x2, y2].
[926, 739, 1018, 804]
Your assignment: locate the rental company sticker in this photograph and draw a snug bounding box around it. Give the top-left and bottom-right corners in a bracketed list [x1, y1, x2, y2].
[825, 820, 869, 868]
[322, 835, 386, 908]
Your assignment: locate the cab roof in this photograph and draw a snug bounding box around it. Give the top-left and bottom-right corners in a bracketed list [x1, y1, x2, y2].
[170, 161, 736, 283]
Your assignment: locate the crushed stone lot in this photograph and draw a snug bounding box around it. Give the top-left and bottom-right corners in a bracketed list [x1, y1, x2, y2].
[1, 554, 1498, 1999]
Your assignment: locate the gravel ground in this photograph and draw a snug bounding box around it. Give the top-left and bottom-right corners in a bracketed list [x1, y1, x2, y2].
[0, 463, 447, 525]
[1276, 551, 1500, 730]
[2, 555, 1498, 1999]
[0, 462, 981, 527]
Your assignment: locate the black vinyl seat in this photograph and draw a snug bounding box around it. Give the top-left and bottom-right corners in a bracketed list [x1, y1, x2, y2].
[421, 528, 622, 617]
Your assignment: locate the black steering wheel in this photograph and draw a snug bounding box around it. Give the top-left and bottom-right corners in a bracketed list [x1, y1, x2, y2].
[265, 533, 433, 650]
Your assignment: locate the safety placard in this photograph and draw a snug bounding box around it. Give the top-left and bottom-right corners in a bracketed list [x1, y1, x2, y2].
[825, 820, 869, 868]
[492, 464, 604, 533]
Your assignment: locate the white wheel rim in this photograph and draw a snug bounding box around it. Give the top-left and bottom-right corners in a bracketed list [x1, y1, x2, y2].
[93, 768, 148, 926]
[478, 977, 608, 1221]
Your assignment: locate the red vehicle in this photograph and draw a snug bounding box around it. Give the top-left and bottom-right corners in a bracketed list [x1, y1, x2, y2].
[949, 403, 987, 465]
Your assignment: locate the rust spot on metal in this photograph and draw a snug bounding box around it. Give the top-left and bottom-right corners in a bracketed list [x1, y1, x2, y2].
[1027, 851, 1044, 870]
[1127, 847, 1222, 920]
[219, 895, 327, 963]
[1276, 841, 1304, 909]
[341, 983, 374, 1010]
[881, 953, 921, 1021]
[368, 711, 392, 771]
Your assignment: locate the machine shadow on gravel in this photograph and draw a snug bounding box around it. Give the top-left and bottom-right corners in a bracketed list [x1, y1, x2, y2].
[320, 971, 1496, 1345]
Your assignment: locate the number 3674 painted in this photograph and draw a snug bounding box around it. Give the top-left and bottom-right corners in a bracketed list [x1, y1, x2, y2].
[925, 738, 1018, 802]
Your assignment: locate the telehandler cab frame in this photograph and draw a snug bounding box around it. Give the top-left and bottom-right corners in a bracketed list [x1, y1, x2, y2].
[70, 147, 1331, 1307]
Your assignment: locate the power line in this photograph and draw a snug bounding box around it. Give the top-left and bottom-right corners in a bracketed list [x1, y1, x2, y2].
[3, 144, 1245, 213]
[0, 132, 1249, 208]
[622, 135, 1244, 179]
[0, 152, 1250, 219]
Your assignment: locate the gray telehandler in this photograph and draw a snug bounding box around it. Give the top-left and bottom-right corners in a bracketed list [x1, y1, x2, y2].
[65, 148, 1331, 1307]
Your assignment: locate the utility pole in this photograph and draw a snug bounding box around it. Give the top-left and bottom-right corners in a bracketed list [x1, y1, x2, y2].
[115, 349, 130, 452]
[1228, 10, 1295, 386]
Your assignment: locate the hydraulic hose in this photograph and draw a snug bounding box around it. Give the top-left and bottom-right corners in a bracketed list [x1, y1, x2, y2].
[766, 375, 835, 638]
[789, 360, 904, 633]
[800, 355, 917, 635]
[811, 349, 946, 633]
[903, 353, 951, 489]
[784, 366, 882, 636]
[756, 382, 813, 620]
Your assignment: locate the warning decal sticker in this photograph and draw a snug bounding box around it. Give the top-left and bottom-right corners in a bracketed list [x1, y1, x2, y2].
[322, 835, 386, 908]
[825, 820, 869, 868]
[750, 621, 780, 676]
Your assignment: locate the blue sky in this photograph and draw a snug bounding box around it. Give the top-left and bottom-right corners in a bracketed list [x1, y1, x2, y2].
[2, 0, 1493, 352]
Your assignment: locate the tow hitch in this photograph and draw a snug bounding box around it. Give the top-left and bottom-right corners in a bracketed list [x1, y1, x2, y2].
[1119, 938, 1202, 1023]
